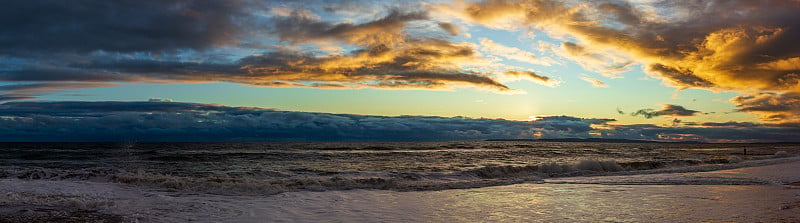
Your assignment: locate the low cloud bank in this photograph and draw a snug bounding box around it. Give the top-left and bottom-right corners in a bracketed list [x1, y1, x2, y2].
[0, 100, 797, 142]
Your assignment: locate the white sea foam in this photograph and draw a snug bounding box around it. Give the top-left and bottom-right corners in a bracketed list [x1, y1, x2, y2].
[3, 155, 799, 196]
[727, 156, 743, 163]
[2, 142, 800, 201]
[4, 159, 800, 222]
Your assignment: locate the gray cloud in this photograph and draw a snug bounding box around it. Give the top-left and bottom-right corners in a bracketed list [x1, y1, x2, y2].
[0, 82, 119, 101]
[0, 101, 540, 141]
[0, 68, 140, 82]
[0, 0, 256, 55]
[0, 83, 118, 92]
[0, 37, 513, 95]
[600, 122, 800, 143]
[271, 9, 427, 47]
[732, 92, 800, 122]
[0, 3, 523, 99]
[0, 95, 35, 102]
[632, 104, 700, 119]
[438, 22, 461, 36]
[0, 100, 795, 142]
[647, 64, 714, 89]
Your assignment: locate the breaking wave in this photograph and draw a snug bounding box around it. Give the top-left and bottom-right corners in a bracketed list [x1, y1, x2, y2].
[4, 153, 797, 196]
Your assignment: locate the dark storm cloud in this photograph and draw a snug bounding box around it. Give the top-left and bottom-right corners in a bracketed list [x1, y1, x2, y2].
[0, 0, 255, 54]
[0, 101, 538, 141]
[0, 100, 797, 142]
[271, 9, 427, 47]
[596, 1, 641, 26]
[631, 104, 700, 119]
[0, 42, 511, 93]
[0, 3, 519, 97]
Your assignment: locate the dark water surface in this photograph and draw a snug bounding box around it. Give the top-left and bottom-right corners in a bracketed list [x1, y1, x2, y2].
[2, 141, 798, 194]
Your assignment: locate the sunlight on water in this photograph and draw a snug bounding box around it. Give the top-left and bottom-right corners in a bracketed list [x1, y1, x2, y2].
[2, 142, 800, 222]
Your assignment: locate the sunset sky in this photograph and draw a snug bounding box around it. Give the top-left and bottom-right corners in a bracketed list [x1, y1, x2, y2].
[1, 0, 799, 142]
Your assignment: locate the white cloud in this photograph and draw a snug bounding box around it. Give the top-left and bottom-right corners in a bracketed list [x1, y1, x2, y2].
[580, 75, 609, 88]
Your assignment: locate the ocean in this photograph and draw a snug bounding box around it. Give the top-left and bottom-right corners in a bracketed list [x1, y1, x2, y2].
[1, 141, 799, 222]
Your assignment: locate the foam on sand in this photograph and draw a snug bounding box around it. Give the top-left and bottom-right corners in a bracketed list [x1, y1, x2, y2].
[3, 157, 800, 222]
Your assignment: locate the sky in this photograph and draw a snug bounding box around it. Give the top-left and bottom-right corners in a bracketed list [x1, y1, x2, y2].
[1, 0, 799, 142]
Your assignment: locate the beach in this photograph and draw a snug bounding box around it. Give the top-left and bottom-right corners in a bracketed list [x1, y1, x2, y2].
[2, 145, 799, 222]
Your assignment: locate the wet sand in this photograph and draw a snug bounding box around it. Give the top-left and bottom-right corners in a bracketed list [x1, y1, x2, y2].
[2, 158, 800, 222]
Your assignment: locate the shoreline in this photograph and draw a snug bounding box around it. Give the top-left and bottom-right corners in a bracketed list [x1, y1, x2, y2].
[2, 157, 800, 222]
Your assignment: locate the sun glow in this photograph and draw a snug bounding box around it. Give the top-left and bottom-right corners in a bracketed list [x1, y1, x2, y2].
[529, 116, 544, 121]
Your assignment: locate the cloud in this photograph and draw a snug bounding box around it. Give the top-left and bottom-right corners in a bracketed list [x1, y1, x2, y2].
[0, 95, 35, 102]
[0, 101, 546, 141]
[503, 71, 560, 87]
[529, 116, 614, 137]
[148, 98, 174, 102]
[732, 92, 800, 122]
[647, 64, 714, 89]
[580, 76, 608, 88]
[631, 104, 700, 119]
[479, 38, 553, 66]
[1, 0, 798, 125]
[0, 0, 255, 54]
[0, 3, 538, 99]
[0, 39, 516, 96]
[555, 42, 632, 78]
[271, 9, 427, 47]
[0, 100, 796, 142]
[0, 82, 119, 101]
[600, 122, 800, 143]
[438, 22, 462, 36]
[0, 83, 118, 93]
[438, 0, 800, 121]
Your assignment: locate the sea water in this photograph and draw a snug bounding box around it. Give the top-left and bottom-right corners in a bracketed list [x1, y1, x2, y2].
[1, 141, 799, 222]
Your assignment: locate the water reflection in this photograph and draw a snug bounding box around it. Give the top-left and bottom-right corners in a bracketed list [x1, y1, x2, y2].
[256, 184, 799, 222]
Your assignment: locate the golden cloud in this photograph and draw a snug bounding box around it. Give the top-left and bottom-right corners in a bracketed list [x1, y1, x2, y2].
[438, 0, 800, 122]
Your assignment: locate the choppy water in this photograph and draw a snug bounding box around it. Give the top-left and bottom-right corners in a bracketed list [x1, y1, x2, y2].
[2, 141, 800, 222]
[2, 141, 798, 195]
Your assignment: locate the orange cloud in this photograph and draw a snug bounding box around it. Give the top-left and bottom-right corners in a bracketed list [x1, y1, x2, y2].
[503, 70, 560, 87]
[1, 8, 534, 96]
[438, 0, 800, 122]
[732, 92, 800, 122]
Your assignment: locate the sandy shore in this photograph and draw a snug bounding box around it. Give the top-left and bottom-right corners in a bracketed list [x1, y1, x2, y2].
[248, 160, 800, 222]
[2, 158, 800, 222]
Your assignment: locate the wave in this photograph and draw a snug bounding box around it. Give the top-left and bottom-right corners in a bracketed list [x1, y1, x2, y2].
[109, 170, 545, 195]
[2, 151, 796, 196]
[0, 167, 119, 181]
